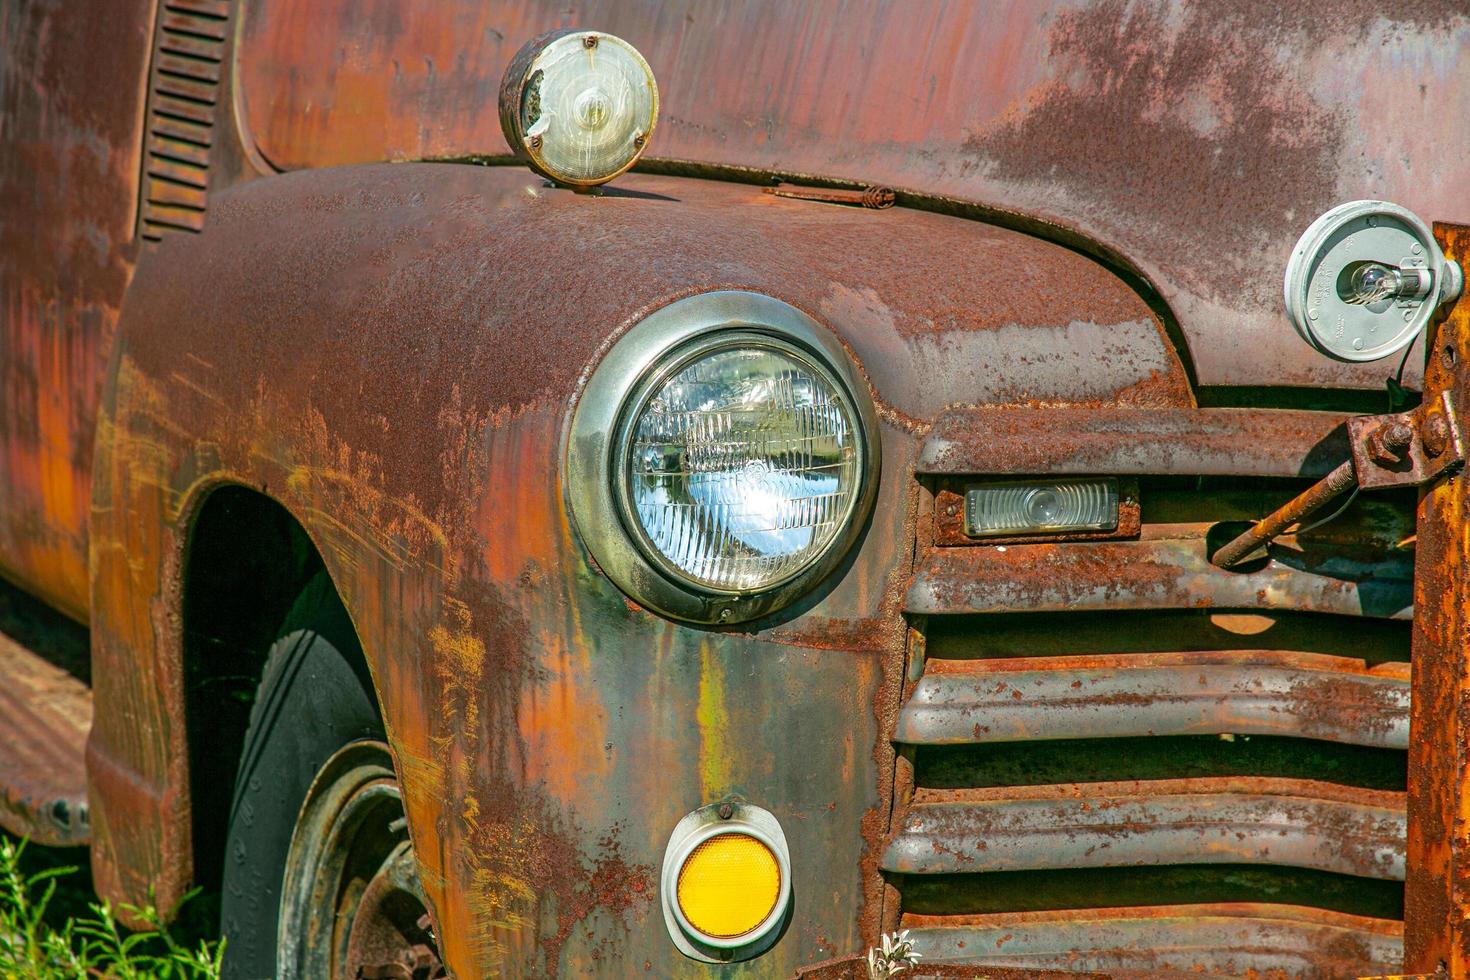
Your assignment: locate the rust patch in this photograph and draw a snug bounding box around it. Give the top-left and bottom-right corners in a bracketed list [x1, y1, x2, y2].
[967, 0, 1346, 309]
[1403, 223, 1470, 972]
[460, 782, 654, 974]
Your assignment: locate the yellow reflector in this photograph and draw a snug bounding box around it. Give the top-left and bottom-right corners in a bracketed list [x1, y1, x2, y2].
[675, 833, 781, 939]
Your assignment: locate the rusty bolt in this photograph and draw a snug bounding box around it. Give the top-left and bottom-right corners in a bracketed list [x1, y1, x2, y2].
[1424, 413, 1452, 458]
[633, 133, 645, 148]
[1367, 420, 1414, 465]
[583, 34, 598, 48]
[717, 802, 734, 819]
[528, 134, 542, 150]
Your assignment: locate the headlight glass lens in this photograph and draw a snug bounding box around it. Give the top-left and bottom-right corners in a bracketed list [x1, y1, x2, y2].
[625, 341, 862, 592]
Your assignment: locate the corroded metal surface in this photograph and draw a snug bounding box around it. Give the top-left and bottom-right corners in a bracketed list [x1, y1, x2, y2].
[1349, 392, 1466, 491]
[906, 536, 1415, 620]
[0, 0, 155, 620]
[1404, 224, 1470, 973]
[900, 905, 1404, 978]
[894, 400, 1416, 972]
[919, 407, 1352, 478]
[0, 629, 91, 846]
[896, 654, 1410, 750]
[82, 162, 1182, 975]
[5, 0, 1460, 972]
[882, 778, 1407, 880]
[233, 0, 1470, 391]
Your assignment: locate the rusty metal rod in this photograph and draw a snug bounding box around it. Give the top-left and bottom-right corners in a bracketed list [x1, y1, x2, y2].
[763, 184, 896, 209]
[1210, 459, 1358, 568]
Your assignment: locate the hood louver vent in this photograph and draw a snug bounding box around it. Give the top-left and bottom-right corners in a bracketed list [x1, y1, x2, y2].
[140, 0, 229, 240]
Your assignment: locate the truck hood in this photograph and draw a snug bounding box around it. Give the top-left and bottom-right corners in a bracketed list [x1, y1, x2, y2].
[237, 0, 1470, 391]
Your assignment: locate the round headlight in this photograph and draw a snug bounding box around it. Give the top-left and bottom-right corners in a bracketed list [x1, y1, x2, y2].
[498, 29, 658, 188]
[567, 292, 880, 624]
[619, 336, 863, 593]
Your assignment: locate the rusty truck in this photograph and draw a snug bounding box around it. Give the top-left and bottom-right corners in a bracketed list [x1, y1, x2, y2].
[4, 2, 1470, 977]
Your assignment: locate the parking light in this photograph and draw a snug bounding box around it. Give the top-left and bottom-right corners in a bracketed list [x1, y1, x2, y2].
[963, 479, 1120, 537]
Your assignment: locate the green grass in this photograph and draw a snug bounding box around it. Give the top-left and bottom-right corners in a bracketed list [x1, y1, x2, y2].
[0, 834, 222, 979]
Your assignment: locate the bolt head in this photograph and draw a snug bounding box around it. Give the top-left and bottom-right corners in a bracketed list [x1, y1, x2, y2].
[717, 802, 734, 819]
[1425, 414, 1451, 457]
[583, 34, 599, 48]
[1368, 421, 1415, 465]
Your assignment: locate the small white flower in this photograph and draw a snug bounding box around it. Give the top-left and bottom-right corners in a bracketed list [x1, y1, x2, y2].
[867, 929, 922, 979]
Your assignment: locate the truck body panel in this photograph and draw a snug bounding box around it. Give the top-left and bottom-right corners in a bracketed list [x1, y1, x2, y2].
[1, 1, 1465, 976]
[0, 0, 154, 619]
[88, 161, 1184, 975]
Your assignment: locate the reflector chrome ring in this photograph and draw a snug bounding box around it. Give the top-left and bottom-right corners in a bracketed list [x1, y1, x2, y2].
[566, 291, 881, 625]
[659, 801, 793, 962]
[665, 823, 789, 948]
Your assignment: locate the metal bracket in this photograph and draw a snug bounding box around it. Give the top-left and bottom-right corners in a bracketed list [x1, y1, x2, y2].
[1212, 393, 1463, 568]
[1348, 390, 1464, 490]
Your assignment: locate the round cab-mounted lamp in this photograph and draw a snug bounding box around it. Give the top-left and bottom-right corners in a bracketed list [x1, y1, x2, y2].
[498, 29, 658, 189]
[1284, 200, 1464, 362]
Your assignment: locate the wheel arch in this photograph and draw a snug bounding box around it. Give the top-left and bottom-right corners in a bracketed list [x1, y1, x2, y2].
[179, 481, 375, 898]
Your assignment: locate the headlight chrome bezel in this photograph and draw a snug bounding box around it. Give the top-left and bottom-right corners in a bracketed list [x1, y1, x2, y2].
[567, 291, 880, 625]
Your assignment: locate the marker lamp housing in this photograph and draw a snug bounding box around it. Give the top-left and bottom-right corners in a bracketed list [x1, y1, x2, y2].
[498, 29, 658, 188]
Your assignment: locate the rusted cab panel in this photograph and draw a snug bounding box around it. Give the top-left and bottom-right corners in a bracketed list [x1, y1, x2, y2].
[234, 0, 1470, 392]
[89, 162, 1181, 976]
[0, 0, 154, 620]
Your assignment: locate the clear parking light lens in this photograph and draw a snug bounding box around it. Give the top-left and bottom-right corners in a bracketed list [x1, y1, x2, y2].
[500, 30, 658, 186]
[964, 479, 1119, 537]
[625, 342, 863, 592]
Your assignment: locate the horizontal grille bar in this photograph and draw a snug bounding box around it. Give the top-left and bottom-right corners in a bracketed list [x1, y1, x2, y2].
[882, 778, 1405, 880]
[901, 904, 1402, 976]
[905, 537, 1412, 620]
[919, 407, 1350, 477]
[896, 653, 1409, 750]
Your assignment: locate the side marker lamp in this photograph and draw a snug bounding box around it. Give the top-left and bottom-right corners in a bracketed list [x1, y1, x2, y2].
[498, 29, 658, 189]
[661, 801, 792, 962]
[964, 479, 1120, 538]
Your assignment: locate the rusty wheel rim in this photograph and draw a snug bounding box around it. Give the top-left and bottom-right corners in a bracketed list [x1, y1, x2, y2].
[277, 740, 443, 980]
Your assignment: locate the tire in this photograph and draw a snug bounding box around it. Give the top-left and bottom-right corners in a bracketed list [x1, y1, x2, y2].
[218, 574, 383, 980]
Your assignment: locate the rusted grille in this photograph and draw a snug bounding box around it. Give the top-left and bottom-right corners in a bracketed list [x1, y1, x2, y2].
[890, 428, 1416, 977]
[139, 0, 230, 240]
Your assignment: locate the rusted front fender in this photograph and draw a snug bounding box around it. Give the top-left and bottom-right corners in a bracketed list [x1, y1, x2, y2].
[88, 161, 1188, 976]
